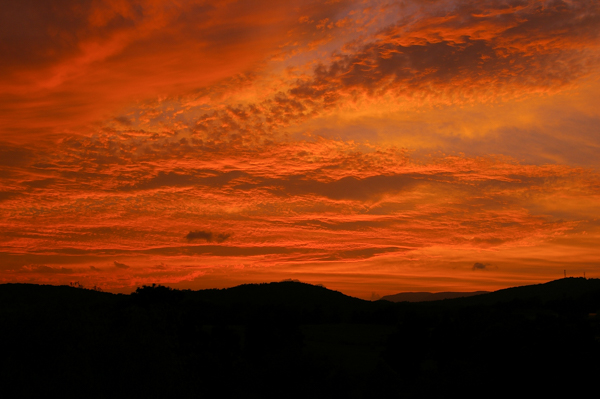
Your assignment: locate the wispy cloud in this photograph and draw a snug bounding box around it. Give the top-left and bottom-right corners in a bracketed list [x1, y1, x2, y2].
[1, 0, 599, 298]
[473, 262, 489, 271]
[114, 261, 130, 269]
[185, 230, 231, 243]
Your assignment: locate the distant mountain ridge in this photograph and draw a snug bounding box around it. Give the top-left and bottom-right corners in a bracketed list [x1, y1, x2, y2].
[190, 280, 368, 307]
[1, 277, 599, 310]
[2, 277, 599, 398]
[443, 277, 600, 307]
[379, 277, 600, 305]
[0, 280, 375, 324]
[380, 291, 489, 302]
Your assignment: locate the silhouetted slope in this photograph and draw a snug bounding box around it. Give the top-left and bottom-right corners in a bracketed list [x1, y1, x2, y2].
[380, 278, 600, 305]
[1, 279, 599, 397]
[380, 291, 488, 302]
[0, 283, 119, 311]
[0, 281, 382, 398]
[192, 281, 367, 306]
[381, 278, 600, 397]
[435, 277, 600, 307]
[0, 281, 381, 324]
[186, 281, 376, 324]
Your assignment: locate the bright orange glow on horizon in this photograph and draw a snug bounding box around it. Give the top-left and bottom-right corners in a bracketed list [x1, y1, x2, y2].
[1, 0, 600, 299]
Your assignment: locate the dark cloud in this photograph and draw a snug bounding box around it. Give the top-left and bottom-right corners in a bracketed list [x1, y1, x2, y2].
[236, 173, 427, 201]
[23, 178, 56, 189]
[473, 262, 490, 270]
[0, 144, 33, 166]
[0, 0, 133, 74]
[288, 0, 600, 105]
[185, 2, 600, 147]
[113, 116, 133, 126]
[153, 262, 167, 270]
[31, 162, 59, 169]
[185, 230, 231, 243]
[0, 191, 20, 202]
[114, 261, 130, 269]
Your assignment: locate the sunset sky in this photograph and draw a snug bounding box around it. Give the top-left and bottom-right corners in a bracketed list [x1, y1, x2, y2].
[1, 0, 599, 299]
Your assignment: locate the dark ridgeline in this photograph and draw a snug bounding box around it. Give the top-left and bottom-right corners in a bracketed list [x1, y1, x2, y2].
[1, 278, 599, 398]
[380, 291, 489, 302]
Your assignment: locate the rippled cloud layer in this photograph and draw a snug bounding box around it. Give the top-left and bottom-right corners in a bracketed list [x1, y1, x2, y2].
[1, 0, 599, 298]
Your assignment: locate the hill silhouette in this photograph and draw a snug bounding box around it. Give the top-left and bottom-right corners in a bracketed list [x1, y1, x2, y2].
[0, 282, 118, 308]
[428, 277, 600, 308]
[380, 290, 488, 302]
[380, 277, 600, 305]
[190, 280, 367, 307]
[2, 277, 597, 309]
[1, 278, 599, 397]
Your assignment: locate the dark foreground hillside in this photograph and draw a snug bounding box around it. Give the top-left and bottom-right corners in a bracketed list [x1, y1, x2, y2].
[1, 278, 599, 398]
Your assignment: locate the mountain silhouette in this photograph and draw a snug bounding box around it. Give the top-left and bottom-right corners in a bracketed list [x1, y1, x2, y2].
[1, 278, 599, 397]
[190, 280, 367, 307]
[380, 291, 488, 302]
[433, 277, 600, 307]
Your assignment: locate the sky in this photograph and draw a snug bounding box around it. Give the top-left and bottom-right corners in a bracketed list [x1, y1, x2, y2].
[1, 0, 599, 299]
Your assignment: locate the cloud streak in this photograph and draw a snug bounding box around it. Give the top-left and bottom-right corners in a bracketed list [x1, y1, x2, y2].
[114, 261, 130, 269]
[473, 262, 490, 271]
[185, 230, 231, 243]
[288, 0, 600, 110]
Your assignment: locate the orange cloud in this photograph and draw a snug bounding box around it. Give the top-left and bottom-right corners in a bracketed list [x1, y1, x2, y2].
[288, 0, 600, 110]
[0, 0, 356, 141]
[1, 134, 598, 295]
[2, 0, 600, 297]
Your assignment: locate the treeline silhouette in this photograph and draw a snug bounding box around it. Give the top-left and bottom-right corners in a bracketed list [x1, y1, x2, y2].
[1, 278, 599, 398]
